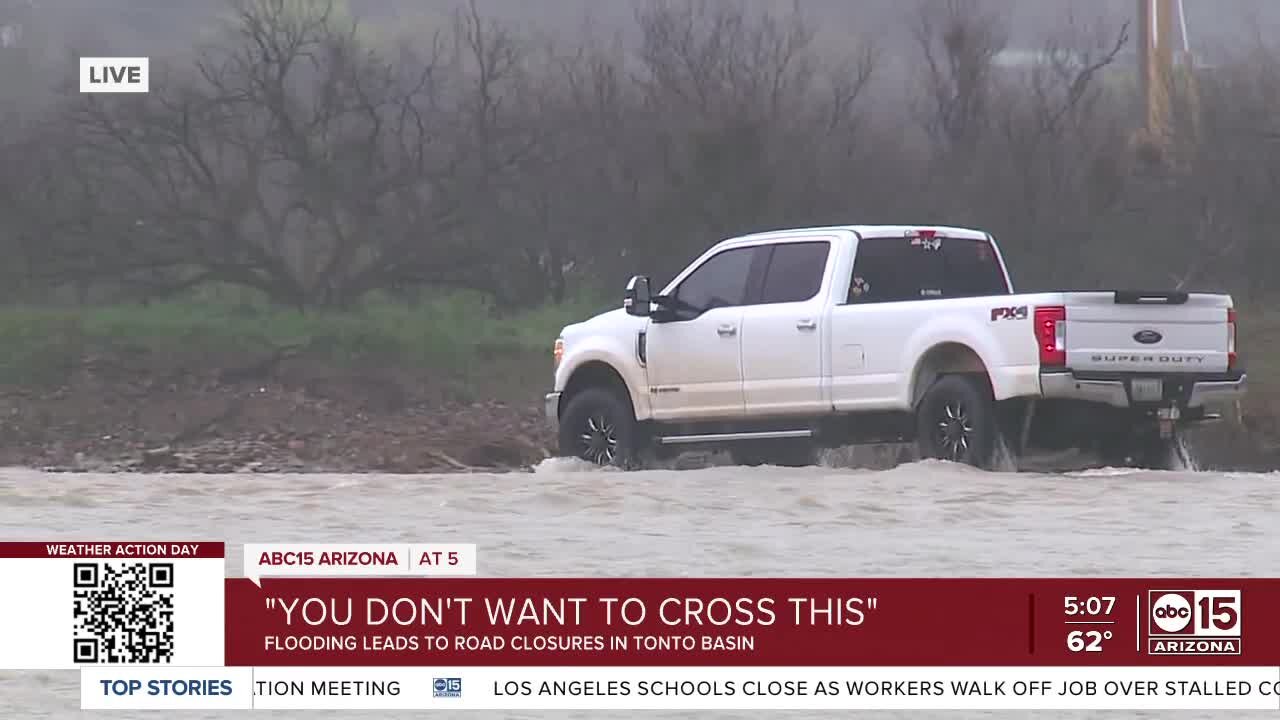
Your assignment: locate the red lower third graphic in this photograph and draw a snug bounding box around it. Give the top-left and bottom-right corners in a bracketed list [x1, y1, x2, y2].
[222, 578, 1265, 667]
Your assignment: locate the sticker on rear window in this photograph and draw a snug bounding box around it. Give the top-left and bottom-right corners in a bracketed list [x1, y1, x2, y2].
[851, 276, 871, 298]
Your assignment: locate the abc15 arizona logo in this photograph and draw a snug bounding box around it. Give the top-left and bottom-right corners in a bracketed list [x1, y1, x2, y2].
[1146, 590, 1241, 655]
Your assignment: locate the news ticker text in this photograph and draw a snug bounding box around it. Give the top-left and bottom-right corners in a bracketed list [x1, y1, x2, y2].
[80, 666, 1280, 711]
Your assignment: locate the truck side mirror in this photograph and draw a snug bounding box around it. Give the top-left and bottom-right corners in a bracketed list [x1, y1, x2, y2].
[624, 275, 651, 317]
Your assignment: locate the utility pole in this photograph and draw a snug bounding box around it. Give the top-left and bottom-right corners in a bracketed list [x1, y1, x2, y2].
[1135, 0, 1198, 163]
[1137, 0, 1175, 148]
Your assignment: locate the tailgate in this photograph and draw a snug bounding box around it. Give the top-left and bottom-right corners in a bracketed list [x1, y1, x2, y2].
[1062, 291, 1232, 374]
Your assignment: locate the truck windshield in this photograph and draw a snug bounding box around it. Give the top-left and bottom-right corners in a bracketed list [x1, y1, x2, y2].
[846, 236, 1009, 304]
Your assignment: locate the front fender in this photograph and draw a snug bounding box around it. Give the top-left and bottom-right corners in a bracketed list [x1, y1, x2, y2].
[556, 342, 652, 421]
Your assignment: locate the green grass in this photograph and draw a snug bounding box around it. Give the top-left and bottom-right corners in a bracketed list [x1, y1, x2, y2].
[0, 290, 613, 390]
[0, 291, 1276, 418]
[1241, 312, 1280, 417]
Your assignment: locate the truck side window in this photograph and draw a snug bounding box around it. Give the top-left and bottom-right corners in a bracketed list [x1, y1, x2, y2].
[847, 237, 1006, 303]
[758, 241, 830, 304]
[672, 246, 757, 312]
[942, 239, 1009, 296]
[847, 238, 943, 303]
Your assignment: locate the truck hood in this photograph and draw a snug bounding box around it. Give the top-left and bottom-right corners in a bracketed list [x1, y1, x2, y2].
[560, 307, 646, 344]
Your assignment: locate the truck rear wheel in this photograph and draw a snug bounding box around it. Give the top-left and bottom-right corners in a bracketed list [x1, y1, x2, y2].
[915, 375, 996, 469]
[557, 387, 639, 468]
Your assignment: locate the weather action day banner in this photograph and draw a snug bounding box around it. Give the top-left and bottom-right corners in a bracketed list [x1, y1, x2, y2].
[2, 541, 1280, 710]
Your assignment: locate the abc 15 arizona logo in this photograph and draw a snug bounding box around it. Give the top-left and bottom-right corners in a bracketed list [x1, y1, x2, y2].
[1146, 590, 1241, 655]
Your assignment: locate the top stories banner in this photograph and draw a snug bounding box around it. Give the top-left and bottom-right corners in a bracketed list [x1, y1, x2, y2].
[4, 540, 1280, 710]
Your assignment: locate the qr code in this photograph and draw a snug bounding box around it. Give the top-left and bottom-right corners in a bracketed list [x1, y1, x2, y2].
[72, 562, 175, 664]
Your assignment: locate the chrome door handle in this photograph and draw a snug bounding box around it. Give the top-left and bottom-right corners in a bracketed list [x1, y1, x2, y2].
[716, 324, 737, 337]
[796, 319, 817, 330]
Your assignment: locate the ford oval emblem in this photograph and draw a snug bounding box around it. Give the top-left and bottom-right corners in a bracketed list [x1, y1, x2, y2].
[1133, 329, 1163, 345]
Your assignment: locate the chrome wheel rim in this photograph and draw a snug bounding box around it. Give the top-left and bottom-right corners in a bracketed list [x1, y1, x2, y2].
[936, 401, 974, 461]
[579, 414, 618, 465]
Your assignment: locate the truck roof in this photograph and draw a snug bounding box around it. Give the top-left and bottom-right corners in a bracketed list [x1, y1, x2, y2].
[718, 224, 992, 249]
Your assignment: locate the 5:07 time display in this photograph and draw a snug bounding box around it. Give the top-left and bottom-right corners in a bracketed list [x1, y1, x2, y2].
[1064, 596, 1116, 616]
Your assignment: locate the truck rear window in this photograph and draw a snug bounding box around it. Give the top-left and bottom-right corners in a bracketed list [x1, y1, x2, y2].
[846, 236, 1009, 304]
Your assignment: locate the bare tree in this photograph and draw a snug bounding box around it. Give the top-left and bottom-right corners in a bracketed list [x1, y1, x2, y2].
[977, 14, 1130, 286]
[65, 0, 492, 308]
[2, 0, 1279, 313]
[909, 0, 1007, 162]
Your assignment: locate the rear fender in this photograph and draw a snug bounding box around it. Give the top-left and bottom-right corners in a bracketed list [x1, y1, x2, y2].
[902, 310, 1040, 406]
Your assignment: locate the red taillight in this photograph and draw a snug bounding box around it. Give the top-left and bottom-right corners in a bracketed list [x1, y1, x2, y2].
[1227, 308, 1237, 370]
[1034, 306, 1067, 367]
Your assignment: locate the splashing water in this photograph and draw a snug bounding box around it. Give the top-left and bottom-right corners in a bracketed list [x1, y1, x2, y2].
[534, 431, 1204, 474]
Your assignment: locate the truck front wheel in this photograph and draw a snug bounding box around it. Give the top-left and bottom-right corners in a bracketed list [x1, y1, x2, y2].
[915, 375, 997, 469]
[557, 387, 639, 468]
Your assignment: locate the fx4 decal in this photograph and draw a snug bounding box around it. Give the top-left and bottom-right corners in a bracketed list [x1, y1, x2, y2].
[991, 305, 1028, 322]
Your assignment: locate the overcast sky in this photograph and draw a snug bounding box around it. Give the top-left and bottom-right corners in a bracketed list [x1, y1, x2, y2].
[4, 1, 1276, 68]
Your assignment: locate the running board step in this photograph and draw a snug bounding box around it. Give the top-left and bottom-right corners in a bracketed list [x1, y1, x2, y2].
[656, 429, 813, 445]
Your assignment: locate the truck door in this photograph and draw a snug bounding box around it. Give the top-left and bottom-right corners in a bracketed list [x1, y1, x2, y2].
[740, 239, 834, 415]
[644, 245, 761, 421]
[829, 235, 946, 408]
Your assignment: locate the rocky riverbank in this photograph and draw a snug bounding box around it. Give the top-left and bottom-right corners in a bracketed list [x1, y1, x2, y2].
[0, 349, 1276, 474]
[0, 352, 556, 474]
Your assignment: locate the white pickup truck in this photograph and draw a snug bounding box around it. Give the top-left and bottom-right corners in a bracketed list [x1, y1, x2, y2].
[545, 225, 1246, 470]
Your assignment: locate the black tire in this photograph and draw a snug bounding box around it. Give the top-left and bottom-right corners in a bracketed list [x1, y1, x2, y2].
[557, 387, 639, 468]
[729, 439, 817, 467]
[915, 375, 997, 468]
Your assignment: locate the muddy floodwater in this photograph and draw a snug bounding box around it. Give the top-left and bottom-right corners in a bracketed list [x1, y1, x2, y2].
[1, 459, 1277, 718]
